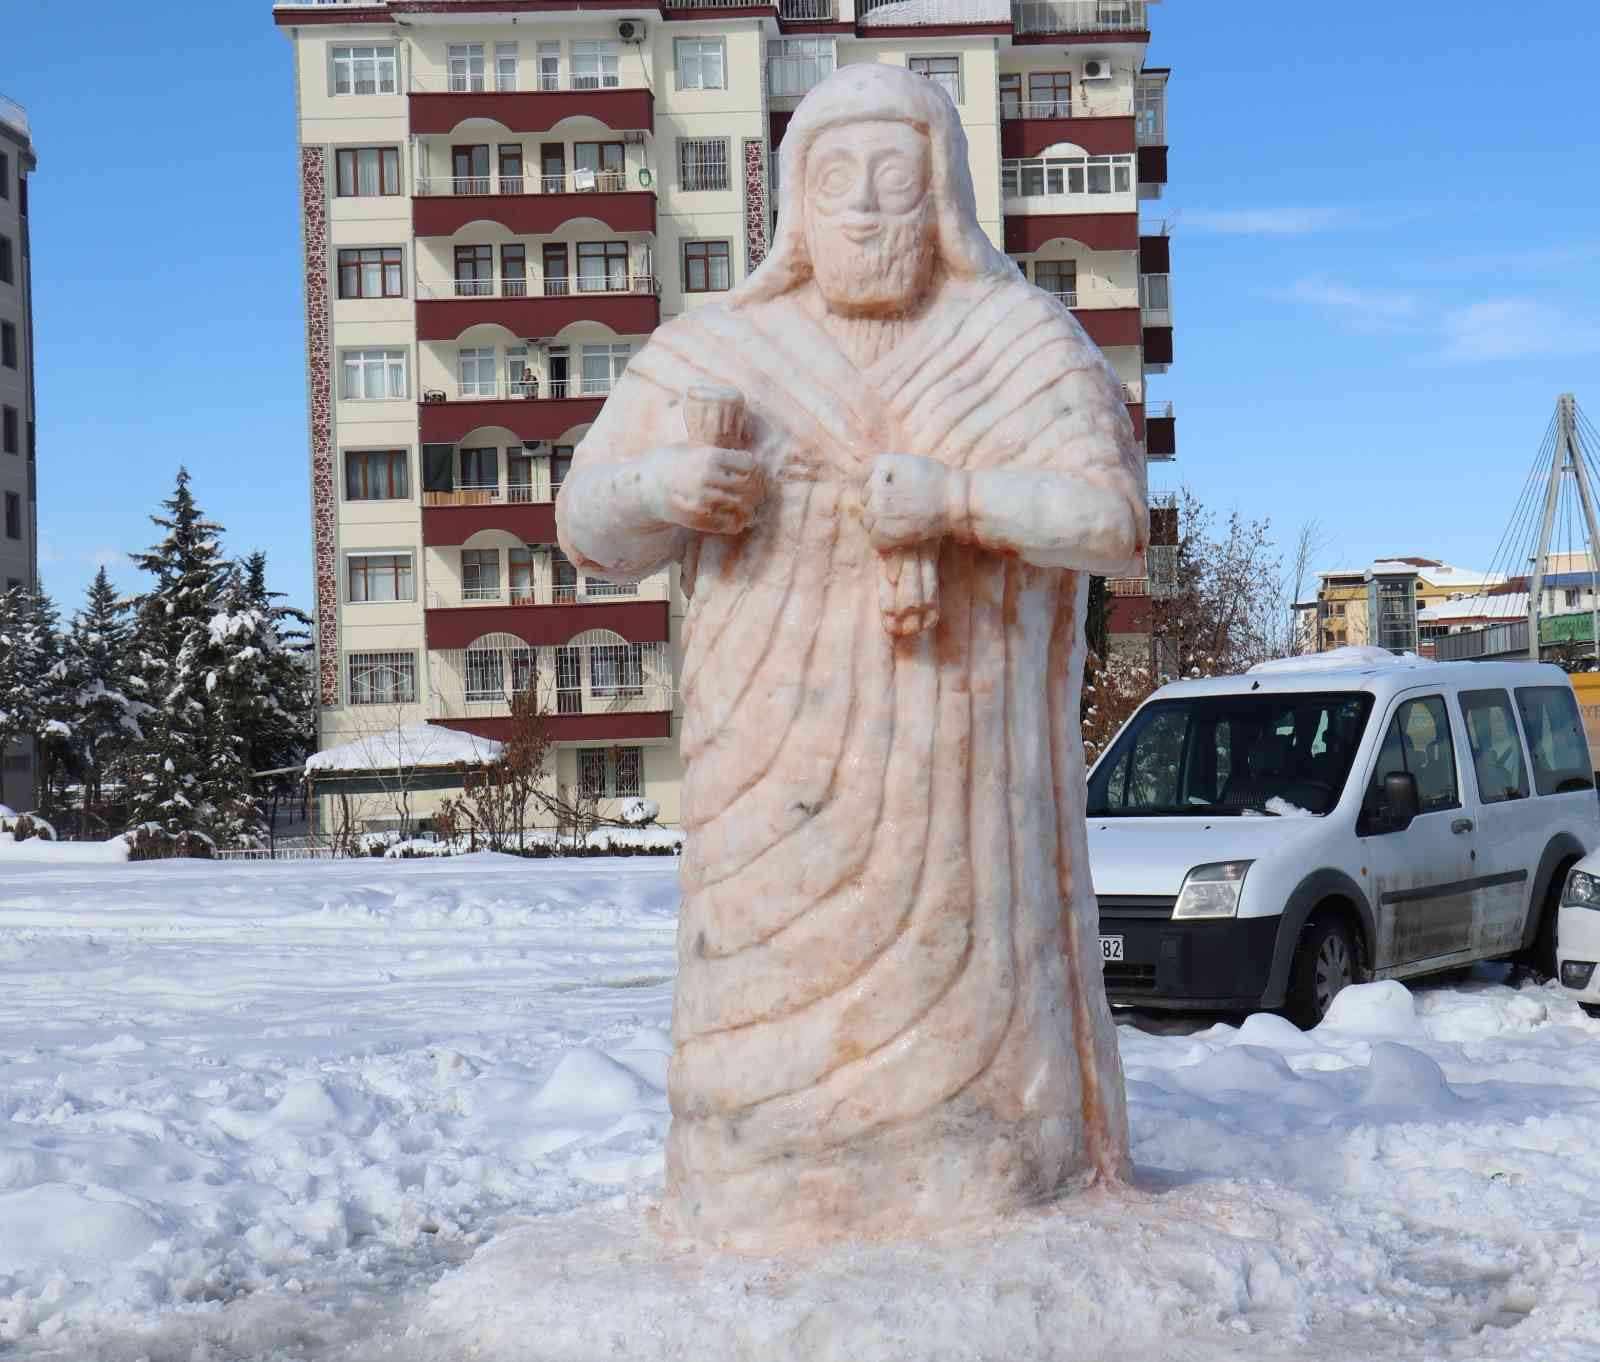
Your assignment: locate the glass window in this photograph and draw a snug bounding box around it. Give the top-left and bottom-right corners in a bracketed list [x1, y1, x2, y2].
[1459, 689, 1530, 803]
[331, 45, 397, 96]
[768, 37, 835, 97]
[454, 245, 494, 296]
[448, 43, 486, 92]
[458, 347, 497, 398]
[578, 748, 644, 799]
[495, 42, 518, 91]
[336, 147, 400, 197]
[580, 344, 630, 395]
[1362, 694, 1460, 822]
[571, 40, 620, 90]
[683, 240, 731, 292]
[908, 56, 960, 102]
[573, 141, 625, 191]
[2, 406, 17, 455]
[1136, 76, 1165, 142]
[998, 73, 1022, 120]
[577, 241, 629, 291]
[0, 236, 12, 285]
[1035, 259, 1076, 301]
[509, 545, 537, 600]
[337, 247, 403, 300]
[1515, 685, 1594, 794]
[348, 553, 415, 603]
[0, 152, 7, 200]
[678, 138, 729, 192]
[345, 450, 409, 501]
[4, 491, 18, 540]
[1027, 71, 1071, 116]
[676, 38, 727, 90]
[537, 42, 561, 91]
[461, 548, 501, 599]
[1088, 692, 1376, 817]
[1001, 153, 1133, 199]
[1141, 272, 1171, 311]
[348, 652, 416, 705]
[460, 446, 499, 489]
[340, 350, 407, 400]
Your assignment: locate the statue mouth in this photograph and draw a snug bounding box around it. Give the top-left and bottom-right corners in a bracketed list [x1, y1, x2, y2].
[837, 219, 884, 244]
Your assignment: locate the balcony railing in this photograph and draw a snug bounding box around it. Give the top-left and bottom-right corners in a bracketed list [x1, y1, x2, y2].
[0, 94, 28, 138]
[428, 642, 673, 719]
[416, 170, 631, 197]
[427, 578, 665, 609]
[1041, 282, 1139, 309]
[1105, 577, 1148, 597]
[418, 275, 656, 301]
[778, 0, 834, 16]
[1002, 91, 1135, 120]
[409, 72, 633, 95]
[1011, 0, 1148, 35]
[420, 379, 615, 407]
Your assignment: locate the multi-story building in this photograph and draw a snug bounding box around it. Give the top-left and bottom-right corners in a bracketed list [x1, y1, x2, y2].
[275, 0, 1175, 830]
[0, 94, 38, 813]
[1307, 558, 1502, 657]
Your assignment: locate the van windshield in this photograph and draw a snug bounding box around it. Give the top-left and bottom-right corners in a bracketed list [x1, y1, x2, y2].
[1087, 691, 1375, 817]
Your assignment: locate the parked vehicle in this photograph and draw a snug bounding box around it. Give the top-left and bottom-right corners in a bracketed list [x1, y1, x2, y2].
[1555, 852, 1600, 1017]
[1086, 649, 1600, 1025]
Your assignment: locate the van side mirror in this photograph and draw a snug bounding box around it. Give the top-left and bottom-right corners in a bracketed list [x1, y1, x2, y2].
[1383, 771, 1420, 829]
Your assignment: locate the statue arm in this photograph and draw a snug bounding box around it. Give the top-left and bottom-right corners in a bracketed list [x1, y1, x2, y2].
[954, 464, 1144, 577]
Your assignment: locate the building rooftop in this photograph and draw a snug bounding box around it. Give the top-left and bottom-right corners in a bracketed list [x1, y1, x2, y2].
[1317, 559, 1502, 590]
[0, 93, 28, 141]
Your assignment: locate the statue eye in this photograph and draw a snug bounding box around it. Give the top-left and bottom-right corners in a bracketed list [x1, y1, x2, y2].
[817, 165, 853, 195]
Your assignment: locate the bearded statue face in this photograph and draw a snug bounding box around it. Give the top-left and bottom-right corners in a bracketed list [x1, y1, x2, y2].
[803, 120, 937, 317]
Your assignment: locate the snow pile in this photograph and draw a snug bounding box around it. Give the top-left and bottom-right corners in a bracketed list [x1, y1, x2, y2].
[0, 830, 129, 862]
[1263, 795, 1317, 817]
[618, 796, 660, 825]
[2, 860, 1600, 1360]
[1248, 645, 1425, 674]
[305, 723, 504, 774]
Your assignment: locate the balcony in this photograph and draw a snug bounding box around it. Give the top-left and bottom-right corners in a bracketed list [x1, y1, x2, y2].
[778, 0, 835, 16]
[1004, 212, 1138, 255]
[416, 276, 661, 342]
[999, 94, 1136, 160]
[427, 576, 670, 611]
[1146, 402, 1176, 460]
[1011, 0, 1150, 38]
[408, 76, 654, 138]
[413, 175, 656, 238]
[419, 384, 607, 448]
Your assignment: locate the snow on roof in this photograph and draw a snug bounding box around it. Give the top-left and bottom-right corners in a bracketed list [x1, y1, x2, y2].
[1418, 592, 1529, 623]
[1247, 645, 1427, 676]
[1318, 561, 1501, 588]
[306, 724, 504, 774]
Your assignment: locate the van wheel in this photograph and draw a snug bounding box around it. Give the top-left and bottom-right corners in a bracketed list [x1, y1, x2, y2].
[1516, 874, 1563, 982]
[1287, 916, 1357, 1029]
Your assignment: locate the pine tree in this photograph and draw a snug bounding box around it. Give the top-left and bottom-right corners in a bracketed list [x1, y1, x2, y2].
[232, 551, 315, 774]
[0, 587, 59, 807]
[61, 567, 147, 822]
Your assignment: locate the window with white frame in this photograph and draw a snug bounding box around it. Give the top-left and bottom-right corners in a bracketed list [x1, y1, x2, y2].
[675, 38, 726, 90]
[768, 37, 834, 97]
[347, 651, 417, 705]
[495, 42, 518, 91]
[1000, 152, 1134, 198]
[536, 42, 561, 91]
[1141, 272, 1170, 311]
[340, 349, 407, 400]
[458, 347, 498, 398]
[449, 44, 486, 92]
[571, 40, 620, 90]
[908, 56, 960, 103]
[461, 548, 501, 601]
[579, 747, 643, 798]
[1136, 76, 1165, 143]
[331, 45, 397, 96]
[580, 344, 630, 395]
[347, 552, 415, 603]
[678, 137, 729, 192]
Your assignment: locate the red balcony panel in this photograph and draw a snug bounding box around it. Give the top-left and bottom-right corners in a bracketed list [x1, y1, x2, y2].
[420, 395, 604, 445]
[413, 190, 656, 238]
[1071, 307, 1141, 349]
[425, 600, 670, 648]
[1001, 115, 1135, 160]
[1137, 145, 1169, 185]
[422, 501, 558, 548]
[1012, 28, 1149, 47]
[408, 88, 654, 136]
[1139, 233, 1171, 274]
[416, 291, 659, 341]
[1004, 211, 1138, 255]
[1144, 324, 1174, 367]
[436, 711, 672, 743]
[1126, 401, 1144, 442]
[1147, 413, 1176, 458]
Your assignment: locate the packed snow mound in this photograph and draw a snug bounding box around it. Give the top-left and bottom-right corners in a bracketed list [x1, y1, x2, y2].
[1248, 645, 1425, 674]
[306, 722, 504, 773]
[618, 796, 660, 825]
[1263, 795, 1316, 818]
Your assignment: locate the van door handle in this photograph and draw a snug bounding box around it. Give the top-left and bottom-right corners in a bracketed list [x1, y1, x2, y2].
[1451, 818, 1474, 834]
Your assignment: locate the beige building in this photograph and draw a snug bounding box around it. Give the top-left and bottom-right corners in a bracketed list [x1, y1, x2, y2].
[1309, 558, 1503, 657]
[274, 0, 1175, 830]
[0, 94, 38, 812]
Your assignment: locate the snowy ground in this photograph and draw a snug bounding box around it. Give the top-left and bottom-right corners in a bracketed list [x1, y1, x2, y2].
[2, 854, 1599, 1361]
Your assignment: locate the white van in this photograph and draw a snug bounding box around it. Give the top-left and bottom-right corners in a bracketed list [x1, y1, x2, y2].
[1086, 649, 1600, 1024]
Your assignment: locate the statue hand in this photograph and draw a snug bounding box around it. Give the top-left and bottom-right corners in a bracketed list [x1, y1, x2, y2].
[645, 443, 764, 536]
[864, 454, 961, 552]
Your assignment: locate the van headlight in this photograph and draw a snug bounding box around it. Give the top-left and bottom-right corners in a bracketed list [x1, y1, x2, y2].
[1172, 861, 1253, 920]
[1563, 869, 1600, 908]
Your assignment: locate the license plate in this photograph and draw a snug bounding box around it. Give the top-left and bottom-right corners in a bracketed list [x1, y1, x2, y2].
[1100, 935, 1124, 963]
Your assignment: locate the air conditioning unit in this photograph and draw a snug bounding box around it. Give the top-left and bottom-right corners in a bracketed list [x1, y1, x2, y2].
[623, 129, 646, 146]
[617, 19, 645, 43]
[1082, 58, 1114, 81]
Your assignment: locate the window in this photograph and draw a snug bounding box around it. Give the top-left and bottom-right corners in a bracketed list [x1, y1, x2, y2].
[571, 40, 620, 90]
[331, 45, 398, 96]
[542, 244, 569, 295]
[768, 37, 835, 98]
[1, 322, 15, 369]
[2, 407, 15, 455]
[496, 42, 519, 91]
[589, 642, 644, 697]
[458, 347, 497, 398]
[4, 492, 18, 540]
[506, 345, 533, 396]
[573, 141, 625, 192]
[509, 545, 537, 601]
[498, 144, 525, 194]
[0, 236, 11, 285]
[337, 247, 403, 300]
[348, 651, 417, 705]
[678, 137, 729, 192]
[340, 349, 407, 400]
[579, 747, 643, 798]
[683, 240, 731, 293]
[0, 152, 7, 199]
[448, 43, 486, 92]
[1136, 76, 1166, 143]
[1514, 686, 1594, 795]
[452, 144, 491, 195]
[502, 245, 528, 298]
[1362, 695, 1460, 823]
[1001, 152, 1134, 198]
[580, 344, 630, 395]
[335, 148, 400, 197]
[998, 72, 1022, 119]
[1027, 71, 1071, 117]
[908, 56, 960, 103]
[461, 548, 501, 600]
[1459, 690, 1529, 804]
[537, 42, 561, 91]
[348, 553, 415, 603]
[460, 446, 499, 488]
[577, 241, 629, 292]
[675, 38, 727, 90]
[454, 245, 494, 297]
[1035, 259, 1076, 302]
[345, 450, 409, 501]
[1141, 272, 1171, 311]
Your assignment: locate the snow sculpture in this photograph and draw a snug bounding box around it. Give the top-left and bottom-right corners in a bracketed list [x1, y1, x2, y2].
[556, 64, 1145, 1251]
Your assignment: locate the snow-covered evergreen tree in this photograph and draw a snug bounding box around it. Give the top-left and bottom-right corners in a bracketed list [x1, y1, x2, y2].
[231, 551, 315, 775]
[60, 566, 147, 819]
[0, 587, 61, 793]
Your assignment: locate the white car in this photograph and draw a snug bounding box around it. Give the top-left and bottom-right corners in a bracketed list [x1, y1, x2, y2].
[1555, 855, 1600, 1017]
[1087, 649, 1600, 1025]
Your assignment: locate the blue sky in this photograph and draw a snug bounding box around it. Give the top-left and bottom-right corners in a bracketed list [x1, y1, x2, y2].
[7, 0, 1599, 612]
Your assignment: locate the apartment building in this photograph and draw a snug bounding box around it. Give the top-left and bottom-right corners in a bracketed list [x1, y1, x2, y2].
[1307, 558, 1503, 656]
[0, 94, 38, 813]
[275, 0, 1175, 829]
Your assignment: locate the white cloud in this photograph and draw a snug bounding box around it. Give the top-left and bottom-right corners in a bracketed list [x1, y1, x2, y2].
[1277, 277, 1422, 323]
[1438, 299, 1600, 363]
[1183, 207, 1358, 236]
[84, 547, 130, 570]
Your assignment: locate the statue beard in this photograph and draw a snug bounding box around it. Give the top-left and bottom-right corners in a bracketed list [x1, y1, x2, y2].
[807, 204, 937, 319]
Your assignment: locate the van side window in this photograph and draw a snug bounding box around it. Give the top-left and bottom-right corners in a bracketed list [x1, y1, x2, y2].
[1363, 695, 1459, 821]
[1459, 689, 1529, 803]
[1513, 685, 1594, 794]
